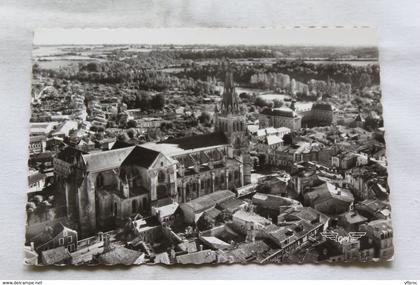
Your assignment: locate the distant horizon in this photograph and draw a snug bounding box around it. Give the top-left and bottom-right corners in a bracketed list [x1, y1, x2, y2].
[34, 28, 379, 47]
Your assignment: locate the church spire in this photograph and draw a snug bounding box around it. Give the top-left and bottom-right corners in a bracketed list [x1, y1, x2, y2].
[220, 66, 240, 114]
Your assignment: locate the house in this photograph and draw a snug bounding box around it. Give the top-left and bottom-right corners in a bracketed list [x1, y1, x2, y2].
[232, 209, 272, 235]
[257, 173, 290, 196]
[355, 199, 391, 221]
[217, 197, 248, 214]
[291, 163, 321, 195]
[51, 120, 78, 138]
[180, 190, 235, 224]
[40, 246, 71, 265]
[332, 152, 356, 170]
[222, 240, 271, 263]
[29, 122, 58, 137]
[151, 201, 181, 225]
[314, 240, 344, 262]
[304, 182, 354, 215]
[360, 219, 394, 260]
[252, 193, 302, 223]
[338, 211, 368, 231]
[199, 236, 231, 250]
[28, 171, 47, 193]
[24, 244, 39, 265]
[29, 135, 47, 155]
[259, 106, 302, 131]
[175, 249, 217, 264]
[33, 223, 78, 253]
[261, 219, 324, 262]
[97, 246, 145, 265]
[277, 206, 330, 231]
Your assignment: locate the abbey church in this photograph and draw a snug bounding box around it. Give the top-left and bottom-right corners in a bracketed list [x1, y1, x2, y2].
[53, 69, 252, 236]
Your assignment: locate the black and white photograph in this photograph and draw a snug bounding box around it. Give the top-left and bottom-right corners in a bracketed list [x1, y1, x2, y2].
[24, 28, 394, 266]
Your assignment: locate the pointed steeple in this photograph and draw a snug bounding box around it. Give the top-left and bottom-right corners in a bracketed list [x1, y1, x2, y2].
[221, 66, 240, 114]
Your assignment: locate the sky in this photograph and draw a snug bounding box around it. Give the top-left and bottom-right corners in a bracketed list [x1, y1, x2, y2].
[33, 27, 378, 46]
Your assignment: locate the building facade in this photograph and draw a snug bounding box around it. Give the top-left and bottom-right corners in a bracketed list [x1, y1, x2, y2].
[53, 69, 252, 236]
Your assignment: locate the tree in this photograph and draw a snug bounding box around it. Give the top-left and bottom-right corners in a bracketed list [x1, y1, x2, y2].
[273, 99, 284, 108]
[117, 133, 130, 143]
[127, 120, 137, 128]
[283, 133, 293, 145]
[127, 128, 136, 139]
[239, 92, 251, 100]
[85, 62, 99, 72]
[196, 213, 214, 231]
[255, 97, 268, 108]
[198, 111, 212, 126]
[151, 94, 165, 109]
[135, 91, 152, 109]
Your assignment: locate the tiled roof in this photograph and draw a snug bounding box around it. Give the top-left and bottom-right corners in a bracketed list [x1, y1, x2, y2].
[260, 107, 298, 118]
[28, 172, 47, 185]
[159, 132, 228, 151]
[252, 193, 301, 210]
[306, 182, 354, 204]
[98, 246, 144, 265]
[121, 145, 161, 169]
[184, 190, 236, 213]
[266, 135, 283, 146]
[176, 249, 217, 264]
[41, 246, 71, 265]
[82, 146, 135, 172]
[312, 102, 333, 111]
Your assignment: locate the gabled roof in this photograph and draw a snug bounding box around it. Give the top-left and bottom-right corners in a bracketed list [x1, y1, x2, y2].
[98, 247, 145, 265]
[260, 106, 299, 118]
[306, 182, 354, 204]
[159, 132, 228, 152]
[28, 172, 47, 185]
[252, 193, 301, 210]
[82, 146, 135, 172]
[175, 249, 217, 264]
[183, 190, 236, 213]
[226, 240, 270, 263]
[122, 145, 162, 169]
[312, 102, 333, 111]
[41, 246, 71, 265]
[266, 135, 283, 146]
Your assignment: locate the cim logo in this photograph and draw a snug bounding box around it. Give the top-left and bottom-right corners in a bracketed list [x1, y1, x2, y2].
[321, 231, 366, 245]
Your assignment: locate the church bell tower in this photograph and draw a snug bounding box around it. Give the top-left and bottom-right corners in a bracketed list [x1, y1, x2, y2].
[215, 66, 251, 185]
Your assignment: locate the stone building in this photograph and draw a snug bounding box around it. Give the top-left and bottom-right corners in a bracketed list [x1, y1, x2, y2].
[301, 102, 334, 128]
[259, 106, 302, 131]
[53, 69, 251, 236]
